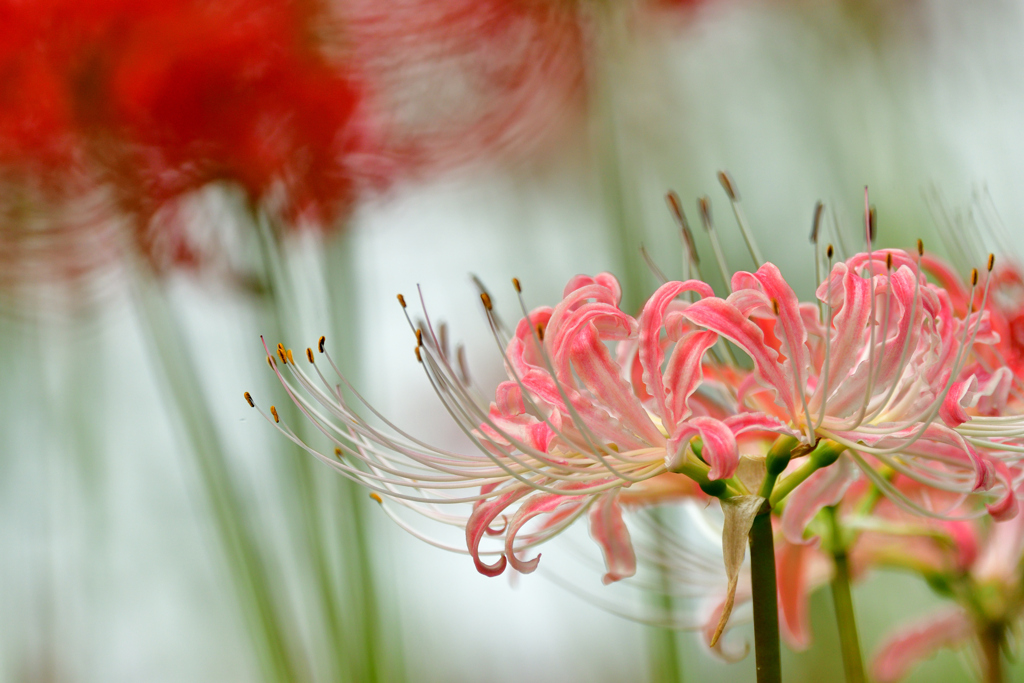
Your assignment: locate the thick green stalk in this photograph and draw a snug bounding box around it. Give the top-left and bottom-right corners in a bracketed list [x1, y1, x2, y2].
[749, 509, 782, 683]
[136, 272, 298, 683]
[826, 506, 865, 683]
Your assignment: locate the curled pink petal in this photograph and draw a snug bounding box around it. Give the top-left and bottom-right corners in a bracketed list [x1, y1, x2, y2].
[466, 485, 530, 577]
[668, 416, 739, 480]
[776, 539, 814, 650]
[780, 454, 859, 545]
[588, 491, 636, 584]
[939, 376, 976, 428]
[638, 280, 715, 431]
[871, 608, 972, 683]
[504, 492, 586, 574]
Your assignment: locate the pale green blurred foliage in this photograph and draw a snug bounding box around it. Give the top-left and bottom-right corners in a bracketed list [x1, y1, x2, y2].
[5, 1, 1024, 681]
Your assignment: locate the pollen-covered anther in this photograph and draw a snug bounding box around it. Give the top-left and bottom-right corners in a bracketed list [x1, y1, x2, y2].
[414, 346, 422, 362]
[369, 493, 383, 504]
[244, 391, 254, 407]
[397, 293, 407, 308]
[988, 253, 995, 271]
[286, 349, 294, 364]
[717, 170, 738, 200]
[917, 238, 924, 256]
[270, 406, 279, 423]
[512, 277, 521, 293]
[480, 292, 493, 311]
[318, 336, 325, 353]
[826, 244, 834, 259]
[277, 343, 287, 364]
[972, 268, 979, 287]
[334, 447, 343, 458]
[306, 348, 314, 363]
[415, 328, 423, 347]
[266, 356, 275, 369]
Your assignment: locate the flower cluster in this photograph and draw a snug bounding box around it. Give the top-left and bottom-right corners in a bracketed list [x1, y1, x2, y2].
[249, 210, 1024, 668]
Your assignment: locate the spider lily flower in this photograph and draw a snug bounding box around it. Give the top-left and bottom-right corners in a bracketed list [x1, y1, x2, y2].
[247, 272, 776, 583]
[867, 486, 1024, 682]
[679, 247, 1017, 521]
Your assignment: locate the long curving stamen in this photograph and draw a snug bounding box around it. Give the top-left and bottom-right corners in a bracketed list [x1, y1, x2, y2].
[718, 171, 764, 267]
[699, 196, 732, 292]
[813, 244, 835, 431]
[862, 243, 924, 424]
[667, 191, 702, 285]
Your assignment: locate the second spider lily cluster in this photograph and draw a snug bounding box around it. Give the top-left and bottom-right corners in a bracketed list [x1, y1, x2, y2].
[247, 186, 1024, 680]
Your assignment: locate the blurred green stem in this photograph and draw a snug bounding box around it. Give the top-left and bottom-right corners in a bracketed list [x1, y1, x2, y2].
[327, 227, 389, 683]
[825, 507, 864, 683]
[980, 622, 1004, 683]
[135, 268, 298, 683]
[254, 210, 355, 682]
[749, 508, 782, 683]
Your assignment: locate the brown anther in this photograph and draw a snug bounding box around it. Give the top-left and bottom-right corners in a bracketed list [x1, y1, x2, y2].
[334, 447, 343, 458]
[917, 239, 924, 256]
[414, 346, 422, 362]
[717, 171, 738, 200]
[886, 253, 893, 270]
[244, 392, 254, 407]
[971, 268, 979, 286]
[772, 299, 780, 316]
[666, 191, 684, 221]
[868, 206, 877, 242]
[286, 349, 294, 365]
[480, 292, 493, 311]
[369, 493, 383, 504]
[306, 348, 314, 364]
[536, 323, 545, 341]
[810, 201, 824, 244]
[698, 196, 712, 228]
[512, 277, 521, 293]
[397, 294, 407, 308]
[988, 254, 995, 272]
[270, 406, 279, 423]
[318, 336, 326, 353]
[415, 328, 423, 347]
[826, 244, 834, 259]
[266, 356, 275, 369]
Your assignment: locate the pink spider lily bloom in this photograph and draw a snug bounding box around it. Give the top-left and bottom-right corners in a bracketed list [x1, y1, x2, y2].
[680, 248, 1016, 521]
[868, 486, 1024, 682]
[248, 272, 763, 583]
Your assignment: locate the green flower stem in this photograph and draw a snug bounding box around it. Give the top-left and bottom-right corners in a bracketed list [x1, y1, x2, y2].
[749, 506, 782, 683]
[980, 622, 1005, 683]
[759, 436, 798, 499]
[136, 271, 298, 683]
[769, 440, 847, 507]
[254, 211, 355, 682]
[825, 507, 865, 683]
